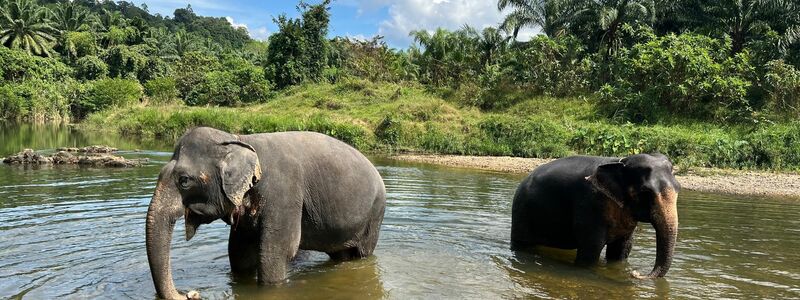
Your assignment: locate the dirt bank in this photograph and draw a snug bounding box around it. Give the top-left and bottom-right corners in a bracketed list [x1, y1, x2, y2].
[392, 154, 800, 198]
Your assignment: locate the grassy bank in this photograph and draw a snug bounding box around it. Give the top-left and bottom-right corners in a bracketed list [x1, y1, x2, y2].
[82, 79, 800, 171]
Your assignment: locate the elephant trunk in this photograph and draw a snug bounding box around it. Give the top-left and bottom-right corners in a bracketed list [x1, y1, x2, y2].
[145, 162, 186, 299]
[637, 188, 678, 278]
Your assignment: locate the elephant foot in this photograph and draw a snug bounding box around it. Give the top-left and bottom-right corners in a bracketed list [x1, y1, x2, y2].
[186, 290, 201, 299]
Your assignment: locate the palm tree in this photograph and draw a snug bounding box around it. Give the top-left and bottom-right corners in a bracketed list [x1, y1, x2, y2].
[172, 29, 198, 57]
[52, 1, 93, 60]
[52, 1, 91, 32]
[0, 0, 58, 56]
[684, 0, 800, 55]
[570, 0, 656, 56]
[498, 0, 576, 38]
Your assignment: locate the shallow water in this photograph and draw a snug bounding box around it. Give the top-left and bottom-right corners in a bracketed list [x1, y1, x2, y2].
[1, 124, 799, 299]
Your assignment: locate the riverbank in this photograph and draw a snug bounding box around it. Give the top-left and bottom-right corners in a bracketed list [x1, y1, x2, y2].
[81, 81, 800, 172]
[393, 154, 800, 198]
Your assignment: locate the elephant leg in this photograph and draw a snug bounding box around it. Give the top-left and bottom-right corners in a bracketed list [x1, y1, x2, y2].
[229, 228, 258, 275]
[574, 227, 606, 266]
[605, 233, 634, 262]
[327, 247, 361, 261]
[257, 195, 303, 285]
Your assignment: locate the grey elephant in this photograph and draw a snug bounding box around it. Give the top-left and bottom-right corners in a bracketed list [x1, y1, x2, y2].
[511, 154, 680, 278]
[146, 127, 386, 299]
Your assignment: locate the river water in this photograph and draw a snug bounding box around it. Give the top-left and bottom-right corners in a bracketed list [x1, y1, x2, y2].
[1, 124, 799, 299]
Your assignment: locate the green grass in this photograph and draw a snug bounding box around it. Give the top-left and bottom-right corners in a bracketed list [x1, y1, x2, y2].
[82, 78, 800, 171]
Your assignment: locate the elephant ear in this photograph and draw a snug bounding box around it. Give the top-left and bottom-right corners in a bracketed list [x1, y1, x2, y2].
[587, 162, 627, 208]
[218, 141, 262, 208]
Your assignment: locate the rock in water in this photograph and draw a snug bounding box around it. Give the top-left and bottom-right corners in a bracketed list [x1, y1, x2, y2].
[2, 148, 146, 168]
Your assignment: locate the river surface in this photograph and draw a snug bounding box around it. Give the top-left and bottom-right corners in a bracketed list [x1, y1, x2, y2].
[1, 124, 799, 299]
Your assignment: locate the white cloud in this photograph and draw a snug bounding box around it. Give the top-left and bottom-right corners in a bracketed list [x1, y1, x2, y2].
[225, 17, 271, 41]
[346, 0, 539, 47]
[251, 27, 270, 41]
[225, 16, 248, 29]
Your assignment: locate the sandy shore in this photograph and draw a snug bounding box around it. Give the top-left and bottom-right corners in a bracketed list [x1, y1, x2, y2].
[392, 154, 800, 198]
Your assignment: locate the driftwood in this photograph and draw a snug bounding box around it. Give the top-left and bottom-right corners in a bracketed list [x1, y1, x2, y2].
[2, 148, 147, 168]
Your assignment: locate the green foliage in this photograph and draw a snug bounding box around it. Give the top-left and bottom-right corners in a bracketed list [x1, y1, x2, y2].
[186, 70, 239, 106]
[0, 79, 74, 120]
[329, 37, 413, 82]
[174, 51, 220, 98]
[762, 60, 800, 117]
[59, 31, 97, 59]
[0, 46, 72, 81]
[102, 45, 148, 79]
[143, 77, 178, 105]
[74, 78, 142, 118]
[477, 114, 571, 157]
[74, 55, 107, 80]
[0, 0, 58, 56]
[374, 114, 401, 147]
[265, 0, 332, 88]
[598, 33, 755, 123]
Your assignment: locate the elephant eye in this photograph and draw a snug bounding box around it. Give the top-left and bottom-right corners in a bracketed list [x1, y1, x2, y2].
[178, 175, 192, 189]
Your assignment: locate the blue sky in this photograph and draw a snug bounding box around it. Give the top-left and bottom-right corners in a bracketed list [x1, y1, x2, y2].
[136, 0, 538, 48]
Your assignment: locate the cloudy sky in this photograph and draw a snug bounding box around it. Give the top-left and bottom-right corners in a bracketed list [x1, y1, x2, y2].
[137, 0, 539, 48]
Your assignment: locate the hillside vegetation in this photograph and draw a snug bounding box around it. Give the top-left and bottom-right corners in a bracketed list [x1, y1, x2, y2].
[85, 80, 800, 171]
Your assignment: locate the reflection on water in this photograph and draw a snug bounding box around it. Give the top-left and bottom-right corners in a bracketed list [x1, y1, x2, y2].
[0, 125, 799, 299]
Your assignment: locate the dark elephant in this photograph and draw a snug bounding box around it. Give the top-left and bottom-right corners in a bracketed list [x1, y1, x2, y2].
[510, 154, 680, 278]
[146, 127, 386, 299]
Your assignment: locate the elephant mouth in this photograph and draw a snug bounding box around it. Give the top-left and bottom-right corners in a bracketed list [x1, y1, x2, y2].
[184, 208, 216, 241]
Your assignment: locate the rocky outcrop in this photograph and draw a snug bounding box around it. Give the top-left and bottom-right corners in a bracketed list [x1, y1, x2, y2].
[3, 148, 147, 168]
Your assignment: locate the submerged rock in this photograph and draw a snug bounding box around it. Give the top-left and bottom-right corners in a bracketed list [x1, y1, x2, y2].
[3, 148, 146, 168]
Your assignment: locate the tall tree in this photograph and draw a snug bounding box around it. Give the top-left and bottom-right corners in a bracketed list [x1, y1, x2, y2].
[498, 0, 576, 38]
[52, 1, 93, 60]
[570, 0, 656, 56]
[52, 1, 91, 32]
[683, 0, 800, 55]
[0, 0, 58, 56]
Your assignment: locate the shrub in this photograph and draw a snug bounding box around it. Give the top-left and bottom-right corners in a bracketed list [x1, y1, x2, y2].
[0, 80, 74, 121]
[74, 78, 142, 118]
[186, 71, 240, 106]
[763, 60, 800, 117]
[232, 65, 272, 104]
[0, 85, 25, 119]
[75, 56, 108, 80]
[175, 51, 221, 99]
[375, 114, 401, 147]
[477, 115, 570, 157]
[102, 45, 148, 79]
[0, 47, 73, 82]
[144, 77, 179, 105]
[598, 33, 755, 123]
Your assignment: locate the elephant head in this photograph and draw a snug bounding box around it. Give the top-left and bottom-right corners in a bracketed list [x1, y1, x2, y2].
[145, 127, 262, 299]
[588, 153, 680, 278]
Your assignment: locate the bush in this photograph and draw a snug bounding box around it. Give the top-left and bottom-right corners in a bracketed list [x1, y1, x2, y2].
[374, 114, 401, 147]
[75, 56, 108, 80]
[144, 77, 179, 105]
[477, 115, 571, 157]
[74, 78, 142, 118]
[186, 71, 240, 106]
[0, 47, 73, 82]
[175, 51, 221, 99]
[232, 65, 272, 104]
[0, 80, 75, 121]
[102, 45, 148, 79]
[598, 33, 755, 123]
[763, 60, 800, 118]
